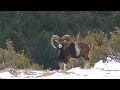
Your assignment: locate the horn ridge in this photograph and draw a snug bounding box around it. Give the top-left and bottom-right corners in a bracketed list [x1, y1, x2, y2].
[51, 35, 60, 49]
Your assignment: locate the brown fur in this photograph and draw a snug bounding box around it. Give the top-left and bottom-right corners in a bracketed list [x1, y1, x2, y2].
[58, 41, 90, 70]
[78, 42, 90, 60]
[51, 35, 91, 70]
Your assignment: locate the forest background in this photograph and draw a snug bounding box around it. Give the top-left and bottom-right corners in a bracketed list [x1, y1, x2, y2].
[0, 11, 120, 70]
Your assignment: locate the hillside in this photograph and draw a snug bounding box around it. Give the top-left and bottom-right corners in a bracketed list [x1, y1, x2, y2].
[0, 56, 120, 79]
[0, 11, 120, 70]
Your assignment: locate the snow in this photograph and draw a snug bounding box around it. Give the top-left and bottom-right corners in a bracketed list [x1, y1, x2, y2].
[0, 72, 15, 79]
[0, 57, 120, 79]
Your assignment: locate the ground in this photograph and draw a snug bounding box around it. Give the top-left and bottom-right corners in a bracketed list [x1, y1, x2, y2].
[0, 56, 120, 79]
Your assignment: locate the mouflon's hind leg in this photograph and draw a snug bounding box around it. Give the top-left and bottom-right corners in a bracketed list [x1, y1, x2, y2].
[63, 63, 67, 70]
[69, 58, 73, 69]
[83, 57, 91, 69]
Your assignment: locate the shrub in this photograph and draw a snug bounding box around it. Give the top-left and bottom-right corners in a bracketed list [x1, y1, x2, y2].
[65, 31, 115, 69]
[0, 37, 50, 70]
[109, 34, 120, 53]
[0, 48, 41, 70]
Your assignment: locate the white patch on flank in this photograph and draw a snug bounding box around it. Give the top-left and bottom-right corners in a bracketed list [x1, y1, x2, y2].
[75, 42, 80, 56]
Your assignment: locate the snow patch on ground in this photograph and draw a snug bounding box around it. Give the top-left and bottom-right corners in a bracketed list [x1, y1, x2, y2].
[0, 57, 120, 79]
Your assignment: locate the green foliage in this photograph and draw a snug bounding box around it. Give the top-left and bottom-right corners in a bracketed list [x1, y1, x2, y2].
[0, 11, 120, 70]
[109, 33, 120, 53]
[90, 46, 109, 67]
[67, 30, 120, 69]
[0, 48, 41, 70]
